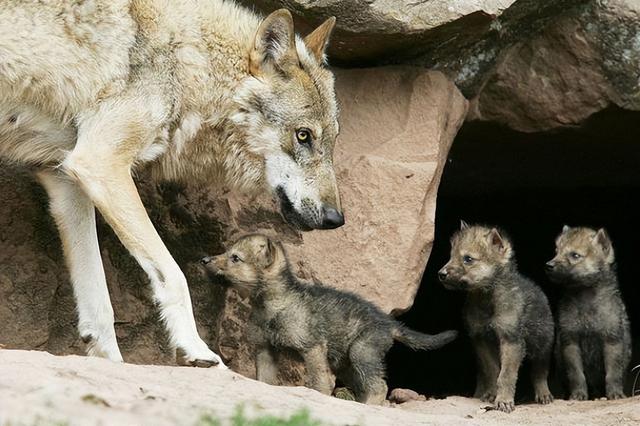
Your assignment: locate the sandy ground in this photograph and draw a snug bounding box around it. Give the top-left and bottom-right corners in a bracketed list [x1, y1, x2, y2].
[0, 350, 638, 426]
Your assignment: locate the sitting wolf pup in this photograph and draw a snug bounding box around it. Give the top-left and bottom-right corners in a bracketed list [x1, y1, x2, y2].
[438, 222, 554, 413]
[201, 234, 458, 404]
[546, 226, 631, 400]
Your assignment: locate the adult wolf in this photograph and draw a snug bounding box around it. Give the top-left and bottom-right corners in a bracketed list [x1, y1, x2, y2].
[0, 0, 343, 367]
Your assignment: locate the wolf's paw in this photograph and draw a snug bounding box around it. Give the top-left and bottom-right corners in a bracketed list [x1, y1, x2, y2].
[535, 392, 554, 405]
[479, 391, 496, 403]
[83, 333, 124, 363]
[176, 346, 227, 369]
[569, 390, 588, 401]
[494, 398, 515, 413]
[606, 390, 626, 400]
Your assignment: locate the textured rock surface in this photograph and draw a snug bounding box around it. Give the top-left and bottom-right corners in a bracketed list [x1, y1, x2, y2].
[2, 350, 639, 426]
[0, 67, 466, 378]
[248, 0, 640, 132]
[469, 0, 640, 131]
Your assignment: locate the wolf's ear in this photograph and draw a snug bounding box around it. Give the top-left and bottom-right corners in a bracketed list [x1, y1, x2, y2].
[250, 9, 298, 76]
[594, 228, 613, 259]
[562, 225, 570, 233]
[304, 17, 336, 63]
[460, 220, 470, 230]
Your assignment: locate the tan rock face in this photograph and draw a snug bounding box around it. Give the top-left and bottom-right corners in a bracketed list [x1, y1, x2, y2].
[0, 67, 466, 380]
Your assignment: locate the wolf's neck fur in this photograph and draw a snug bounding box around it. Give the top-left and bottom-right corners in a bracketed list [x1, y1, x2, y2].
[144, 0, 265, 193]
[562, 267, 618, 290]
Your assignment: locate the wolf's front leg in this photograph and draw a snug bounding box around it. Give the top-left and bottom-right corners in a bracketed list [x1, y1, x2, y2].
[561, 340, 588, 400]
[473, 338, 499, 402]
[494, 340, 524, 413]
[63, 97, 225, 368]
[37, 170, 122, 362]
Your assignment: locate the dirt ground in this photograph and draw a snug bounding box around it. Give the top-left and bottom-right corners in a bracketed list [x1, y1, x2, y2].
[0, 349, 638, 426]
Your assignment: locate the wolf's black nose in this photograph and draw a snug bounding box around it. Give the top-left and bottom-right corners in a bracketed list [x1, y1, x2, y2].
[200, 256, 212, 265]
[438, 270, 448, 281]
[321, 207, 344, 229]
[545, 261, 555, 271]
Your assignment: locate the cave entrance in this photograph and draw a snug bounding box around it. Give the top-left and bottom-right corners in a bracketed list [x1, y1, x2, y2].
[386, 107, 640, 400]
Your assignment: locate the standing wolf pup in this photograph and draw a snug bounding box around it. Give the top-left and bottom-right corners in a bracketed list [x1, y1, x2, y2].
[0, 1, 343, 366]
[546, 226, 631, 400]
[439, 222, 554, 413]
[202, 234, 458, 404]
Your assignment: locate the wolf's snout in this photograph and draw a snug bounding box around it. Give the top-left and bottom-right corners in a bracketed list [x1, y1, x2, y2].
[545, 261, 555, 271]
[200, 256, 212, 265]
[438, 269, 448, 281]
[320, 206, 344, 229]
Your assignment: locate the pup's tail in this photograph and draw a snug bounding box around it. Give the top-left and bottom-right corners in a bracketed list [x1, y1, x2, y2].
[392, 325, 458, 351]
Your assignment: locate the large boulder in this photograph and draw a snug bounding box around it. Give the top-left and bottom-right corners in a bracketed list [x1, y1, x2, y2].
[246, 0, 640, 132]
[0, 67, 467, 379]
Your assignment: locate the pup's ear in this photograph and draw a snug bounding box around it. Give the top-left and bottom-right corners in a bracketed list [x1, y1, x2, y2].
[488, 228, 504, 249]
[258, 238, 277, 268]
[304, 17, 336, 63]
[250, 9, 299, 76]
[460, 220, 470, 230]
[594, 228, 614, 262]
[562, 224, 570, 234]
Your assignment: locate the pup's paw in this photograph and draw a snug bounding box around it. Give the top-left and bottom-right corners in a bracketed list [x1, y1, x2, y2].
[479, 391, 496, 403]
[606, 390, 626, 400]
[535, 391, 554, 405]
[494, 398, 515, 413]
[569, 390, 588, 401]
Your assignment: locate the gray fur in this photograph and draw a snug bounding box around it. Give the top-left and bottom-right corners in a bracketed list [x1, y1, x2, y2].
[546, 226, 632, 400]
[203, 234, 457, 404]
[439, 224, 554, 413]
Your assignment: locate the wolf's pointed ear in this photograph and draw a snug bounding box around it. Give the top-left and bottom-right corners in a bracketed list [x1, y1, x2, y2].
[250, 9, 298, 76]
[562, 225, 570, 233]
[594, 228, 613, 259]
[304, 16, 336, 63]
[460, 220, 470, 230]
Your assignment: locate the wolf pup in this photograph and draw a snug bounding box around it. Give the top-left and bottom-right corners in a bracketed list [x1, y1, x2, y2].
[202, 234, 458, 404]
[546, 226, 631, 400]
[0, 1, 343, 366]
[439, 222, 554, 413]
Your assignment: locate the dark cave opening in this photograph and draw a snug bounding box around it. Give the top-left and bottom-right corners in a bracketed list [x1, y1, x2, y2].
[386, 107, 640, 400]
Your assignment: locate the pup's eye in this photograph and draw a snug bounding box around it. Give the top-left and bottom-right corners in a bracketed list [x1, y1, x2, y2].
[463, 255, 474, 265]
[570, 252, 582, 260]
[230, 254, 242, 263]
[295, 128, 312, 144]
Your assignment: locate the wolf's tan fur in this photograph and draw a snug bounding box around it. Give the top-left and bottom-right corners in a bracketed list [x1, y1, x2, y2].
[0, 0, 342, 366]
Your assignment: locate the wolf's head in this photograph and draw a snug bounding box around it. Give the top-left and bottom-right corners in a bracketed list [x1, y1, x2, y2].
[231, 10, 343, 231]
[200, 234, 288, 299]
[545, 226, 615, 285]
[438, 221, 515, 291]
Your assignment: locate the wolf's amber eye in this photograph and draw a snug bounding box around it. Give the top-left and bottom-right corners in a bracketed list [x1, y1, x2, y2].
[569, 252, 582, 260]
[295, 128, 312, 144]
[463, 255, 474, 265]
[230, 254, 241, 263]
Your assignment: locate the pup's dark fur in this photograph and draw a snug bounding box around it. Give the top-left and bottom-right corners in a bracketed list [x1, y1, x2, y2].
[202, 234, 457, 404]
[546, 226, 631, 400]
[439, 222, 554, 413]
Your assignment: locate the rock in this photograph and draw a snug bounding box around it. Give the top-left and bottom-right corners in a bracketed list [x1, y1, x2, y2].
[469, 0, 640, 132]
[0, 67, 466, 379]
[1, 350, 639, 425]
[389, 388, 428, 404]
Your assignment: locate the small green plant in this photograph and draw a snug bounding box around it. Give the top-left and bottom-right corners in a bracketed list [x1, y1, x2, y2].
[195, 407, 323, 426]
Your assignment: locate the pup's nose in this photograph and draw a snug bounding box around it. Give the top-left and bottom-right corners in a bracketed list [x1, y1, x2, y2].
[200, 256, 212, 265]
[320, 206, 345, 229]
[438, 270, 448, 281]
[545, 261, 555, 271]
